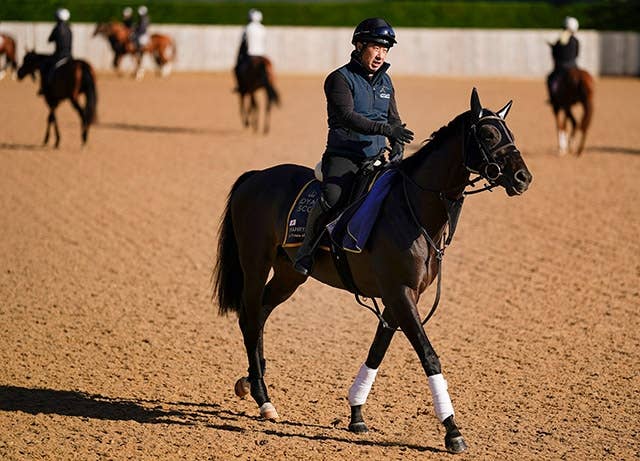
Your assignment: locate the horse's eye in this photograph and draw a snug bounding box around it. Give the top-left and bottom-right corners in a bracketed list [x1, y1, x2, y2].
[480, 125, 502, 148]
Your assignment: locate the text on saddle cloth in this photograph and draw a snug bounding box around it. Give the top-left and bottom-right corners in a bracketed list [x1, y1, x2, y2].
[283, 169, 399, 253]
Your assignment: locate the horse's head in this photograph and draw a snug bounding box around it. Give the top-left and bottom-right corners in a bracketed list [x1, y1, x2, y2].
[465, 88, 532, 196]
[17, 50, 39, 81]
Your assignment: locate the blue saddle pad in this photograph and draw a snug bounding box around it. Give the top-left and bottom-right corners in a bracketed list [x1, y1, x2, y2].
[283, 169, 398, 253]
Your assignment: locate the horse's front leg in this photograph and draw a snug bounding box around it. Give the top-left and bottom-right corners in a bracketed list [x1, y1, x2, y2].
[249, 93, 258, 132]
[238, 94, 249, 128]
[134, 53, 144, 80]
[386, 286, 467, 454]
[43, 110, 59, 147]
[347, 308, 397, 433]
[555, 108, 568, 155]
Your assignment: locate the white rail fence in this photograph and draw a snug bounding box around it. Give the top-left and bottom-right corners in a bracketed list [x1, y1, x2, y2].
[1, 21, 638, 77]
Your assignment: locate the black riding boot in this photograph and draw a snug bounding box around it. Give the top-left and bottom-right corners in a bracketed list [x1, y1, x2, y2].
[293, 200, 331, 276]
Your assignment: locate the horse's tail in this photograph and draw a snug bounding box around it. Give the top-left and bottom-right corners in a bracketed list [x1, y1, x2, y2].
[81, 62, 98, 125]
[578, 70, 595, 132]
[260, 59, 280, 106]
[213, 170, 258, 316]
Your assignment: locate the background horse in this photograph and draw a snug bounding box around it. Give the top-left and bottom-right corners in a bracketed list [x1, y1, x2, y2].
[0, 33, 17, 80]
[213, 88, 532, 454]
[548, 63, 594, 155]
[235, 56, 280, 134]
[17, 51, 97, 148]
[93, 22, 175, 80]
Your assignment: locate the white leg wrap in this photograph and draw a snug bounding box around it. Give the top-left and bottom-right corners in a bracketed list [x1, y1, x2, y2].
[348, 364, 378, 406]
[558, 130, 568, 154]
[428, 374, 455, 422]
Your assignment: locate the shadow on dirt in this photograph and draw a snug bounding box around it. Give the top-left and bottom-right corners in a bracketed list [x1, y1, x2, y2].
[96, 122, 230, 136]
[0, 385, 445, 453]
[585, 145, 640, 155]
[0, 143, 47, 151]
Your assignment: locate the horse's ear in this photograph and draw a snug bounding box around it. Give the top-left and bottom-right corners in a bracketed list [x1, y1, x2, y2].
[497, 100, 513, 119]
[470, 87, 482, 120]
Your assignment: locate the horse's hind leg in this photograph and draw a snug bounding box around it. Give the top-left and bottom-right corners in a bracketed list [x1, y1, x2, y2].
[236, 242, 282, 419]
[235, 248, 305, 419]
[348, 308, 397, 433]
[70, 98, 88, 145]
[576, 99, 593, 156]
[263, 97, 271, 135]
[235, 249, 306, 407]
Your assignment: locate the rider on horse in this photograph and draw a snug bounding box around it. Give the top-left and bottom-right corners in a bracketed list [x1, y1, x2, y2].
[39, 8, 73, 95]
[132, 5, 150, 51]
[234, 9, 266, 93]
[547, 16, 580, 101]
[293, 17, 415, 276]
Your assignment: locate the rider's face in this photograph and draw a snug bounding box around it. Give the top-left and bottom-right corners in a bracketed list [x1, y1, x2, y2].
[357, 43, 389, 73]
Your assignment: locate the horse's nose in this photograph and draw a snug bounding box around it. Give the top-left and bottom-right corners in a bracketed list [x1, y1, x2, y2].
[514, 168, 532, 188]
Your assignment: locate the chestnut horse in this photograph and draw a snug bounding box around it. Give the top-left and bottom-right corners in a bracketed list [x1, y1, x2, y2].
[0, 33, 18, 80]
[17, 51, 97, 148]
[93, 22, 175, 80]
[547, 63, 594, 155]
[213, 89, 532, 453]
[235, 56, 280, 134]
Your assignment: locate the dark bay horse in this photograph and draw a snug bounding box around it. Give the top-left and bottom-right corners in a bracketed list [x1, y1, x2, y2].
[235, 56, 280, 134]
[0, 33, 17, 80]
[213, 88, 532, 453]
[547, 62, 594, 155]
[17, 51, 97, 148]
[93, 22, 175, 80]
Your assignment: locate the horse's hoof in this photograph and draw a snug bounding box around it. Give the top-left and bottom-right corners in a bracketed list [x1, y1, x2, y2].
[259, 402, 279, 420]
[445, 435, 468, 454]
[348, 421, 369, 433]
[234, 377, 250, 398]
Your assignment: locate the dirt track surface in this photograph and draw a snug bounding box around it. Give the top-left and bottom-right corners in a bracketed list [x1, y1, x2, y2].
[0, 72, 638, 460]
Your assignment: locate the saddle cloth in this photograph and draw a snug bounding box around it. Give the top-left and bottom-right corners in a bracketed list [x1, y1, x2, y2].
[283, 169, 398, 253]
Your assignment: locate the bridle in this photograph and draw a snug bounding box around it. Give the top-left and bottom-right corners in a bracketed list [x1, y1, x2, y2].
[464, 113, 519, 194]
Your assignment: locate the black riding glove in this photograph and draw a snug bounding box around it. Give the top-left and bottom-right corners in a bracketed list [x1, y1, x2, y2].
[383, 123, 414, 144]
[389, 143, 404, 163]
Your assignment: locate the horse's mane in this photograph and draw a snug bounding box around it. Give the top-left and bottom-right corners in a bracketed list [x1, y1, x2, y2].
[400, 111, 469, 171]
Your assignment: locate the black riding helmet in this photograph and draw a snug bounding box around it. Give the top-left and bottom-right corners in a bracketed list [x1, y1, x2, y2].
[352, 18, 396, 48]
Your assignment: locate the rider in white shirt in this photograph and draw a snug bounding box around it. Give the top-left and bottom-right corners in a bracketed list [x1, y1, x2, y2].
[234, 9, 266, 92]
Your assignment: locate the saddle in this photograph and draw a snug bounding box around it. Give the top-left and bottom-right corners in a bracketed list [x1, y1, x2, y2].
[283, 157, 399, 292]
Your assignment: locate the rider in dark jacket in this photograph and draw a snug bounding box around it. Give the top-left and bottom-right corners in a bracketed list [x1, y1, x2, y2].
[40, 8, 72, 94]
[293, 17, 414, 276]
[547, 16, 580, 100]
[133, 5, 150, 51]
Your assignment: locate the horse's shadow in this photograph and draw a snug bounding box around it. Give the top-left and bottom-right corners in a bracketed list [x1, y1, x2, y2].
[0, 143, 47, 151]
[585, 145, 640, 155]
[96, 122, 230, 136]
[0, 385, 443, 453]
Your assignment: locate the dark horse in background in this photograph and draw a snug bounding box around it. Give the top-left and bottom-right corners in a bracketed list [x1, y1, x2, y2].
[234, 56, 280, 134]
[213, 89, 532, 454]
[93, 22, 175, 80]
[17, 51, 97, 148]
[547, 45, 594, 155]
[0, 33, 18, 80]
